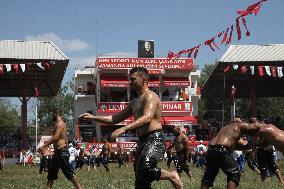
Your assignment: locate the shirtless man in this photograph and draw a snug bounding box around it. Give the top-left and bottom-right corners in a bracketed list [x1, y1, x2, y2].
[200, 118, 260, 189]
[80, 67, 183, 189]
[168, 126, 192, 180]
[100, 140, 111, 172]
[250, 117, 284, 155]
[117, 143, 128, 168]
[38, 109, 82, 189]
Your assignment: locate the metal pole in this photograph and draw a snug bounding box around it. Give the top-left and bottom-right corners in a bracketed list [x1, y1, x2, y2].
[35, 102, 38, 150]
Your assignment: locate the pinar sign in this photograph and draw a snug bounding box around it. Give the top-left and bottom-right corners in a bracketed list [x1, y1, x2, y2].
[96, 58, 194, 70]
[97, 101, 192, 113]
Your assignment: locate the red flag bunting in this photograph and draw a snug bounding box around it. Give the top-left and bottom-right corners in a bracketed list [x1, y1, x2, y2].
[167, 0, 268, 60]
[258, 66, 264, 76]
[241, 65, 247, 73]
[226, 25, 234, 45]
[204, 38, 215, 51]
[271, 66, 277, 77]
[221, 28, 229, 45]
[241, 17, 250, 36]
[12, 64, 19, 74]
[41, 61, 51, 71]
[187, 47, 195, 58]
[236, 19, 242, 41]
[193, 45, 201, 59]
[35, 87, 40, 97]
[0, 64, 3, 75]
[224, 65, 230, 73]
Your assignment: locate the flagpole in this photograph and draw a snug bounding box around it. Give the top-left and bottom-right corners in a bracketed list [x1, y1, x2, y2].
[35, 101, 38, 150]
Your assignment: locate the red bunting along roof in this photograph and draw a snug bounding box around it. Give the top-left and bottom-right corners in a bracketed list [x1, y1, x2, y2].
[202, 44, 284, 97]
[100, 76, 129, 88]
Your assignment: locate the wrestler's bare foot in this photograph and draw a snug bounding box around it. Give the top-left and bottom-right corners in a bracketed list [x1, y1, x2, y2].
[170, 171, 183, 189]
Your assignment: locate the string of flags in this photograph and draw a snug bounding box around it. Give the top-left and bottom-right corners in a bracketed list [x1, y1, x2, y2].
[167, 0, 268, 59]
[224, 64, 284, 78]
[0, 61, 55, 75]
[0, 60, 56, 97]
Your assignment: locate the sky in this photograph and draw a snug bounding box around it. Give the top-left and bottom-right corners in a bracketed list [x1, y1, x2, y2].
[0, 0, 283, 119]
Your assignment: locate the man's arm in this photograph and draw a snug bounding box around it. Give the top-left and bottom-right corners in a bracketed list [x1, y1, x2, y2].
[79, 102, 132, 124]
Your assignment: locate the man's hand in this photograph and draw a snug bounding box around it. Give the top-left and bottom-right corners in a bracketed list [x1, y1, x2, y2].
[79, 113, 93, 120]
[110, 127, 126, 139]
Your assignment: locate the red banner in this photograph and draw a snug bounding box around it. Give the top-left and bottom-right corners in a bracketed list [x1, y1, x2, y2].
[96, 58, 194, 70]
[97, 101, 192, 113]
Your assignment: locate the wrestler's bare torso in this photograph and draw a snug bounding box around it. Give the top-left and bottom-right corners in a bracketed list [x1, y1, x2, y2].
[257, 124, 284, 154]
[130, 90, 162, 138]
[210, 122, 257, 149]
[53, 118, 68, 150]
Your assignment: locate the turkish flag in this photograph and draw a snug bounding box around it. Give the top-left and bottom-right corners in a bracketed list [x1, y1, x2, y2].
[258, 66, 264, 76]
[241, 66, 247, 74]
[0, 64, 3, 75]
[271, 66, 277, 77]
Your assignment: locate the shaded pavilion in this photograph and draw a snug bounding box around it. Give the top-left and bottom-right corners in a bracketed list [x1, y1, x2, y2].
[202, 44, 284, 119]
[0, 40, 69, 149]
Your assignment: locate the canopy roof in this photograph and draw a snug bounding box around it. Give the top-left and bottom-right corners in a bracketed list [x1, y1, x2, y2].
[202, 44, 284, 98]
[0, 40, 69, 97]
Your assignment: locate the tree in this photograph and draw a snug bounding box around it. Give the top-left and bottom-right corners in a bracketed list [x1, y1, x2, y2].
[0, 98, 20, 134]
[37, 80, 75, 134]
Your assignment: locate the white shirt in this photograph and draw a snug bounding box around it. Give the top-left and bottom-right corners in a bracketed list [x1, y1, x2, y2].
[68, 147, 77, 162]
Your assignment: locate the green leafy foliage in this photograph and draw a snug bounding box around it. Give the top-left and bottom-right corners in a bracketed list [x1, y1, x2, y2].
[0, 98, 20, 134]
[37, 81, 74, 133]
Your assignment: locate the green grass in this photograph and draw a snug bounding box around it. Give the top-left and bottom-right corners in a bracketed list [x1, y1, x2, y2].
[1, 161, 284, 189]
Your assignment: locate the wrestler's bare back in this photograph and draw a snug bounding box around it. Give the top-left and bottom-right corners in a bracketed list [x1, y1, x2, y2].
[211, 123, 246, 148]
[257, 124, 284, 153]
[131, 90, 162, 138]
[53, 120, 68, 150]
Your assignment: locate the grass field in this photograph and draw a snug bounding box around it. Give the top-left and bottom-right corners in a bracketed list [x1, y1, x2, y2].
[1, 161, 284, 189]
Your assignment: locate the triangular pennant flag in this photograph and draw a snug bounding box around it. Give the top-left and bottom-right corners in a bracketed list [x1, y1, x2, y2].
[233, 65, 239, 70]
[271, 66, 277, 77]
[264, 66, 271, 76]
[236, 18, 242, 41]
[35, 87, 40, 97]
[0, 64, 3, 75]
[25, 63, 32, 71]
[250, 66, 255, 75]
[193, 45, 201, 59]
[36, 63, 44, 70]
[41, 61, 51, 71]
[167, 51, 176, 59]
[12, 64, 19, 74]
[258, 66, 264, 76]
[224, 65, 230, 73]
[241, 65, 247, 74]
[226, 25, 234, 45]
[20, 64, 25, 72]
[204, 38, 216, 51]
[221, 28, 229, 45]
[241, 17, 250, 36]
[277, 67, 283, 78]
[5, 64, 11, 72]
